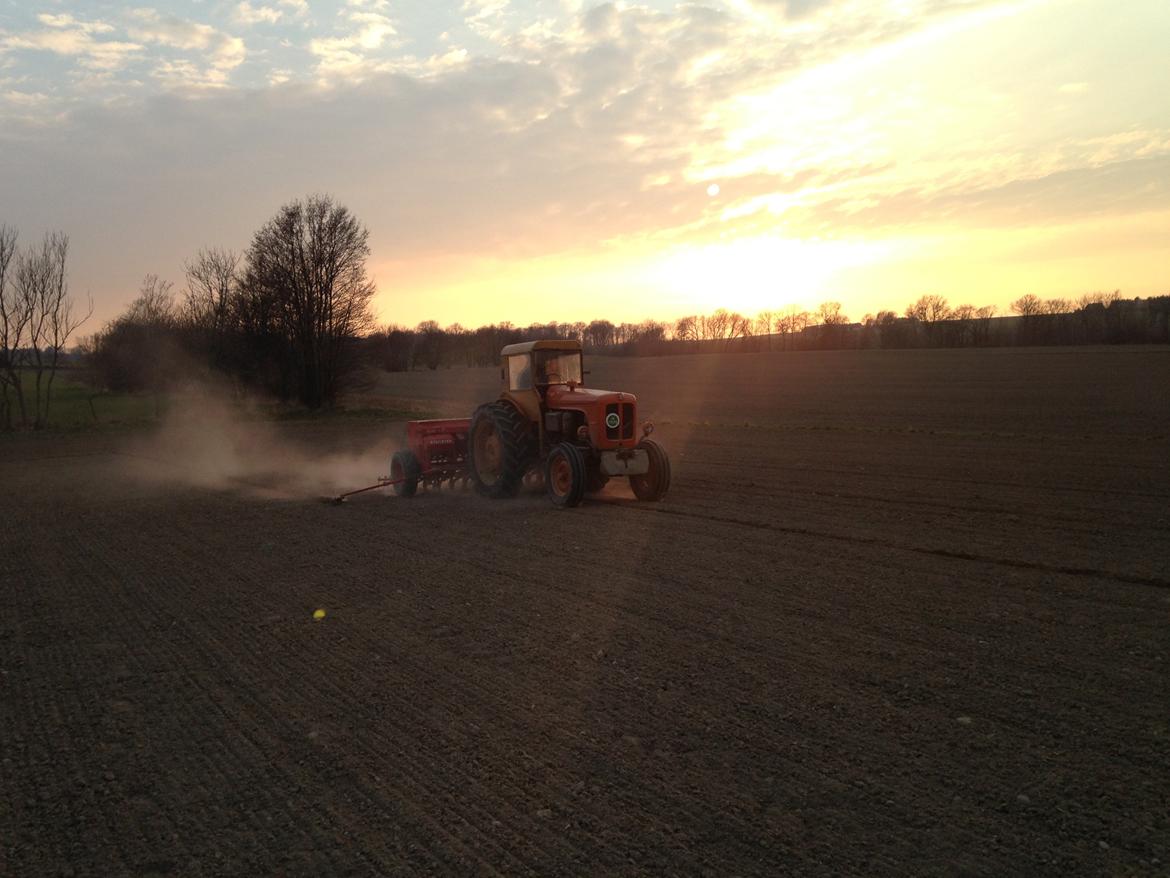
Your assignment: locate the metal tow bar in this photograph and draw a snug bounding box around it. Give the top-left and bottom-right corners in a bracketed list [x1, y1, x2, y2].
[329, 476, 404, 505]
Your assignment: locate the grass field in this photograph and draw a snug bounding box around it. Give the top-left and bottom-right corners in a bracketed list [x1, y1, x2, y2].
[1, 368, 160, 430]
[1, 368, 427, 433]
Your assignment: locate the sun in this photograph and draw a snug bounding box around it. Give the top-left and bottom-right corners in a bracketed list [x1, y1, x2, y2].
[642, 234, 892, 316]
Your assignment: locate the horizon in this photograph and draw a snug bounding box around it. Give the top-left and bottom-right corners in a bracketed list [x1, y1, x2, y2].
[1, 0, 1167, 334]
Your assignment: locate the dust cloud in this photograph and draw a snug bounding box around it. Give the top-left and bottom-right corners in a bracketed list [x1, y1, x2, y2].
[122, 384, 400, 499]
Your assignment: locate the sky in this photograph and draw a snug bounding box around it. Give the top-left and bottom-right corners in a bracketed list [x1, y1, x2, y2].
[0, 0, 1167, 334]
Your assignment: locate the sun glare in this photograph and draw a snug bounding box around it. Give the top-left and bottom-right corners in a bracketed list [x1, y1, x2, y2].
[644, 235, 892, 316]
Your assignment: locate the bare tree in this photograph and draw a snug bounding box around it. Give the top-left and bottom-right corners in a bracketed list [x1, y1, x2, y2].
[585, 319, 615, 349]
[674, 315, 699, 343]
[128, 274, 176, 325]
[755, 310, 774, 350]
[776, 305, 810, 350]
[0, 225, 23, 429]
[816, 301, 848, 325]
[1075, 290, 1121, 311]
[89, 275, 180, 410]
[1010, 294, 1044, 317]
[242, 194, 376, 408]
[184, 248, 239, 332]
[727, 311, 752, 348]
[814, 301, 849, 348]
[704, 309, 730, 341]
[0, 230, 89, 429]
[905, 294, 952, 323]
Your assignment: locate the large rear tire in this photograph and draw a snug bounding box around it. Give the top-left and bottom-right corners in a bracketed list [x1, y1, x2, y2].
[390, 450, 421, 498]
[629, 438, 671, 501]
[469, 402, 534, 498]
[546, 443, 586, 508]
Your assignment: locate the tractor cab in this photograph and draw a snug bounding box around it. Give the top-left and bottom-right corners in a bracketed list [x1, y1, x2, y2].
[501, 340, 584, 413]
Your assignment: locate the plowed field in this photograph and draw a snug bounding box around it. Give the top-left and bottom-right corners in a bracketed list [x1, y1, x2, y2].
[3, 346, 1168, 876]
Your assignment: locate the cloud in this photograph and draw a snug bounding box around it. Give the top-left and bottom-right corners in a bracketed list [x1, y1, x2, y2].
[2, 15, 140, 72]
[463, 0, 512, 40]
[745, 0, 837, 19]
[234, 2, 284, 26]
[309, 4, 398, 78]
[800, 152, 1170, 233]
[128, 8, 222, 50]
[36, 13, 115, 34]
[127, 8, 247, 86]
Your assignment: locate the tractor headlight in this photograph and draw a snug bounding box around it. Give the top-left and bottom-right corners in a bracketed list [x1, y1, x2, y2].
[577, 425, 590, 441]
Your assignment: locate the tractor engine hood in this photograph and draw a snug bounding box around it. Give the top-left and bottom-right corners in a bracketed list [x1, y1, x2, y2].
[545, 385, 635, 408]
[545, 385, 639, 448]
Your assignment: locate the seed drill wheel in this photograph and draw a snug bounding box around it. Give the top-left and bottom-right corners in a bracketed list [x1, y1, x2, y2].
[629, 438, 671, 501]
[469, 401, 534, 498]
[546, 442, 587, 508]
[390, 450, 421, 498]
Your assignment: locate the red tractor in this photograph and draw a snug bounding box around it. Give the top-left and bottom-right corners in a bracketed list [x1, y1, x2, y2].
[382, 339, 670, 508]
[468, 339, 670, 507]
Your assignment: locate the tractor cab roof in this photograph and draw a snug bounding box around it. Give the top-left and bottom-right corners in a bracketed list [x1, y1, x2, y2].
[500, 339, 582, 357]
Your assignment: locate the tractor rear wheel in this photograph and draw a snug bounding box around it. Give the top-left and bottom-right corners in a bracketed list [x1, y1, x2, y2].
[469, 401, 534, 498]
[629, 438, 671, 501]
[390, 450, 421, 498]
[546, 443, 586, 508]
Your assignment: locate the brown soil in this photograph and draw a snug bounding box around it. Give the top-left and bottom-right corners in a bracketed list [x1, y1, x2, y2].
[2, 346, 1168, 876]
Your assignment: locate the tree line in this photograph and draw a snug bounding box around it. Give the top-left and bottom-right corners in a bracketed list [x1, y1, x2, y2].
[365, 290, 1168, 371]
[85, 194, 375, 410]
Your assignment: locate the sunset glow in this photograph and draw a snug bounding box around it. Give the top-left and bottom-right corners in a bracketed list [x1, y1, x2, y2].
[1, 0, 1166, 332]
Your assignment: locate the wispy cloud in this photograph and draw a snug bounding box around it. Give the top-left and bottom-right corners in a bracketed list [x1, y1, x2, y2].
[127, 8, 247, 87]
[2, 14, 140, 72]
[309, 3, 398, 78]
[234, 2, 285, 26]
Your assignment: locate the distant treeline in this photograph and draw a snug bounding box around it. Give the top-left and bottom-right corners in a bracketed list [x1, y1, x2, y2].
[366, 291, 1170, 371]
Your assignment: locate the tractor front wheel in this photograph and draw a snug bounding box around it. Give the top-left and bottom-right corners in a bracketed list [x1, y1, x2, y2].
[546, 443, 586, 508]
[469, 402, 534, 498]
[390, 450, 421, 498]
[629, 439, 671, 501]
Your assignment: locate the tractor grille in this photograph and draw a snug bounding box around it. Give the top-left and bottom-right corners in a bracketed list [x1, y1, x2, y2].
[605, 402, 636, 441]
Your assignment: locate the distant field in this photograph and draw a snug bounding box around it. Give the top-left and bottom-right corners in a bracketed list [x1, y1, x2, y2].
[376, 344, 1170, 437]
[2, 345, 1168, 876]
